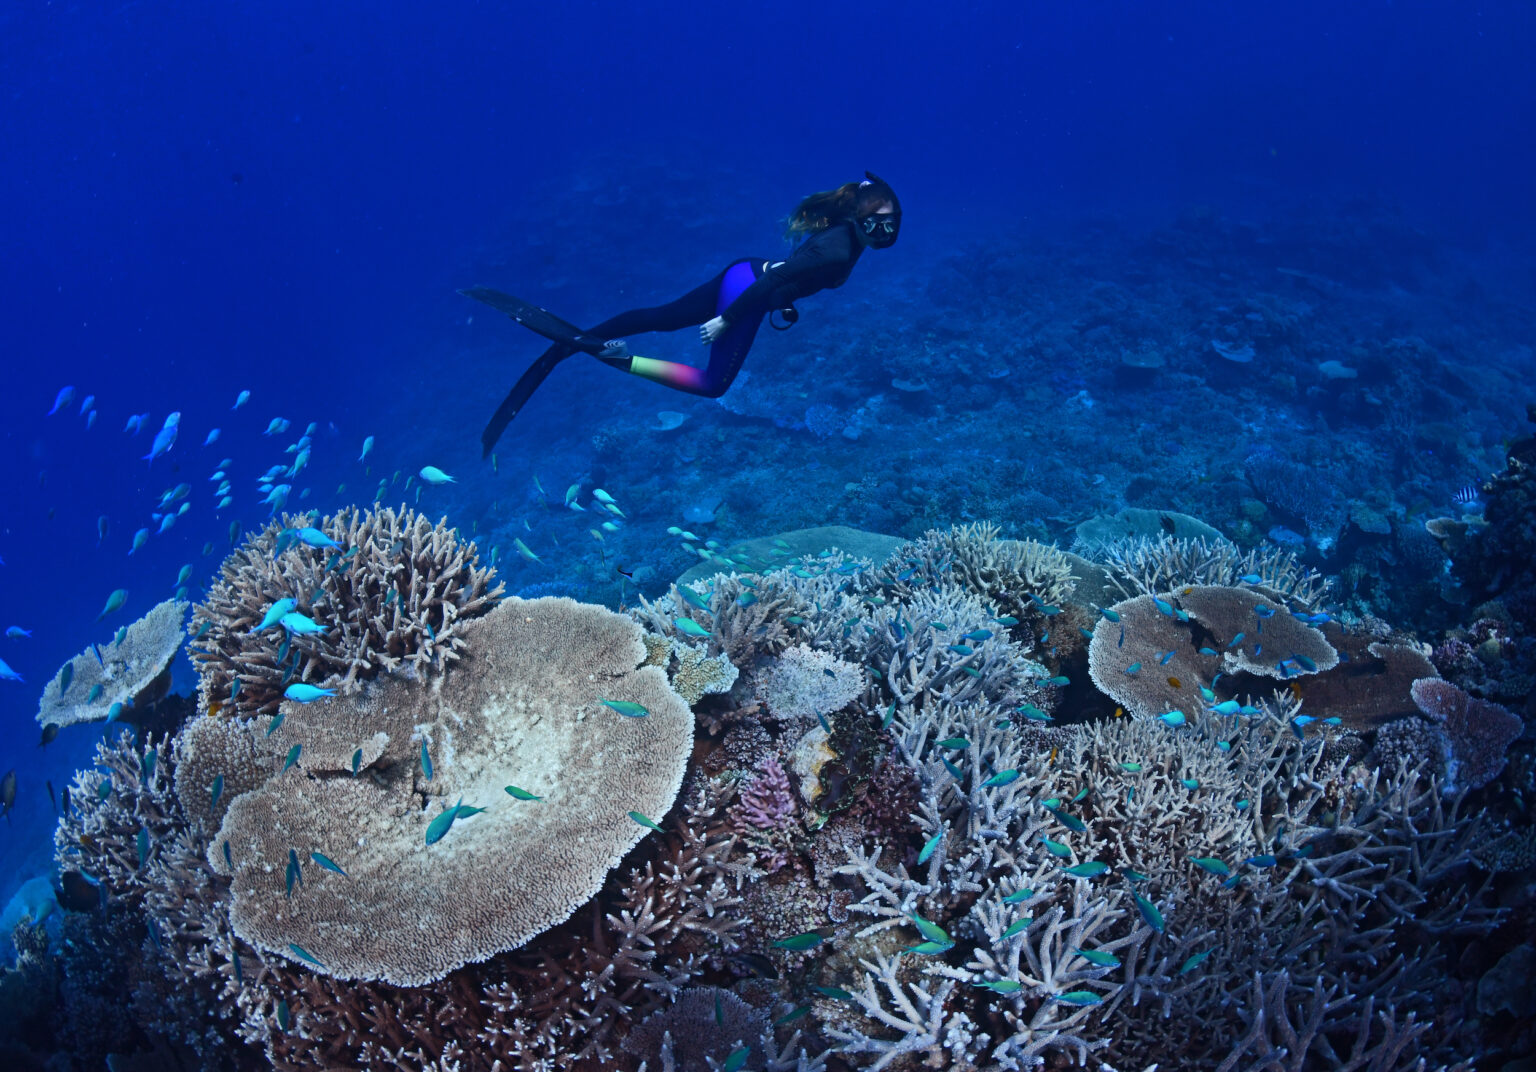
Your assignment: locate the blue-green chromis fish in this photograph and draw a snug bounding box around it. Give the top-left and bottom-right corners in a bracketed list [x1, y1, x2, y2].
[309, 851, 348, 876]
[600, 699, 650, 718]
[288, 942, 325, 969]
[1057, 990, 1103, 1006]
[628, 810, 663, 833]
[420, 742, 433, 780]
[425, 798, 464, 845]
[917, 831, 943, 864]
[1062, 861, 1109, 878]
[771, 930, 823, 951]
[504, 785, 543, 801]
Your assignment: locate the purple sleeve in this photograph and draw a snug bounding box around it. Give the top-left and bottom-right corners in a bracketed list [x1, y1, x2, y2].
[719, 225, 857, 325]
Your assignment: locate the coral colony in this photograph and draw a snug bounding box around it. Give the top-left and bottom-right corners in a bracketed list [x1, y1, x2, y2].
[5, 461, 1533, 1070]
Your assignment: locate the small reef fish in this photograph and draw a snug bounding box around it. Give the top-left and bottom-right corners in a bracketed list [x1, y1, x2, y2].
[233, 390, 251, 409]
[1159, 711, 1187, 727]
[142, 412, 181, 465]
[771, 930, 824, 951]
[283, 683, 334, 703]
[504, 785, 543, 801]
[1074, 947, 1122, 968]
[419, 466, 455, 485]
[279, 612, 327, 636]
[1192, 856, 1231, 876]
[1062, 861, 1109, 878]
[124, 413, 148, 434]
[39, 723, 59, 747]
[513, 538, 540, 563]
[674, 617, 710, 638]
[974, 979, 1024, 994]
[426, 798, 468, 845]
[282, 744, 301, 772]
[5, 626, 31, 639]
[1056, 991, 1103, 1006]
[1133, 890, 1166, 933]
[628, 810, 664, 833]
[1, 769, 15, 820]
[286, 849, 302, 896]
[253, 598, 299, 632]
[79, 394, 95, 414]
[48, 386, 76, 415]
[97, 589, 128, 621]
[263, 418, 290, 436]
[309, 851, 348, 877]
[203, 428, 221, 447]
[359, 436, 374, 462]
[600, 699, 650, 718]
[917, 831, 943, 864]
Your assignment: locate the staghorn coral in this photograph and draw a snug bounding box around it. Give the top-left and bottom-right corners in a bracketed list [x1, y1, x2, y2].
[211, 596, 695, 986]
[55, 729, 184, 915]
[850, 582, 1047, 710]
[880, 521, 1080, 619]
[825, 694, 1491, 1070]
[1092, 533, 1327, 607]
[188, 504, 502, 719]
[1409, 676, 1523, 792]
[36, 599, 187, 729]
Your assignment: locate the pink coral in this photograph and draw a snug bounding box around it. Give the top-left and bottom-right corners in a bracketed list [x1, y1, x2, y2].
[1409, 677, 1524, 791]
[727, 756, 797, 874]
[731, 756, 796, 831]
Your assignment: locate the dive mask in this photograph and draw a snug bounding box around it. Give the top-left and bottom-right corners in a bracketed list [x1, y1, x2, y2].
[856, 211, 900, 248]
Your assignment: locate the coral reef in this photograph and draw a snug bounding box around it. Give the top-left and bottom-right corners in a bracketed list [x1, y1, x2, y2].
[188, 504, 502, 719]
[22, 517, 1522, 1070]
[35, 598, 187, 729]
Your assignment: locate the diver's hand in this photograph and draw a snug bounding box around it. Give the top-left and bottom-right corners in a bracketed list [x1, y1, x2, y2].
[700, 316, 728, 343]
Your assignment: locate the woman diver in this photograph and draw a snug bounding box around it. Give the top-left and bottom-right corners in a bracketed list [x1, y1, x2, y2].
[466, 171, 901, 457]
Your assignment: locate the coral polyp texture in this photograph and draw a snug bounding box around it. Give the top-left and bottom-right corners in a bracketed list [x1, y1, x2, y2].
[211, 596, 694, 985]
[36, 598, 188, 728]
[187, 504, 503, 719]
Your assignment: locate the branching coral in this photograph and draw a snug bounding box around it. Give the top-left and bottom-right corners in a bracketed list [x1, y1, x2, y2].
[879, 521, 1080, 619]
[188, 505, 502, 719]
[826, 696, 1492, 1070]
[1092, 533, 1328, 608]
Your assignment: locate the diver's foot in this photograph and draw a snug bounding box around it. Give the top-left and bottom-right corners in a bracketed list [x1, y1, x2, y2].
[598, 339, 630, 359]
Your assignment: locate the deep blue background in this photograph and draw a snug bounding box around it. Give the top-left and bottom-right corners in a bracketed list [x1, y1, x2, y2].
[1, 1, 1532, 910]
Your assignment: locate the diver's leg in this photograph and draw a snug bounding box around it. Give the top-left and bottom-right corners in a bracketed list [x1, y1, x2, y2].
[593, 260, 763, 396]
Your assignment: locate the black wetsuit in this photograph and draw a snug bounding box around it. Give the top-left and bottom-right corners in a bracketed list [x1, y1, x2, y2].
[479, 221, 865, 456]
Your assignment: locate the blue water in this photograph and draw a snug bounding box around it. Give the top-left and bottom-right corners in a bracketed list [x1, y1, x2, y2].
[2, 1, 1533, 1064]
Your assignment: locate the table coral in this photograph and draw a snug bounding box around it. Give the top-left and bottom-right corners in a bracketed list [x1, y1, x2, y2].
[210, 596, 695, 986]
[36, 598, 188, 729]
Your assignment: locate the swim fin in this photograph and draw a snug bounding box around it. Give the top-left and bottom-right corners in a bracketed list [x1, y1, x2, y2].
[460, 287, 612, 356]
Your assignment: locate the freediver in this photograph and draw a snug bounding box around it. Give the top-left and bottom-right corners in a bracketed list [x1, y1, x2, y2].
[465, 171, 901, 458]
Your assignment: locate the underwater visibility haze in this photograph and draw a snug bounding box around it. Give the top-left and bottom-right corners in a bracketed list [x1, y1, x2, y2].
[2, 2, 1535, 1069]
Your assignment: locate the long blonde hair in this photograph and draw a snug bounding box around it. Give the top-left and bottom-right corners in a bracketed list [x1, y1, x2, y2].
[785, 171, 899, 240]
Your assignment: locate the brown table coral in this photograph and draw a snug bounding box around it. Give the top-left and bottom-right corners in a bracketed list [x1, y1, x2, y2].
[207, 596, 694, 986]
